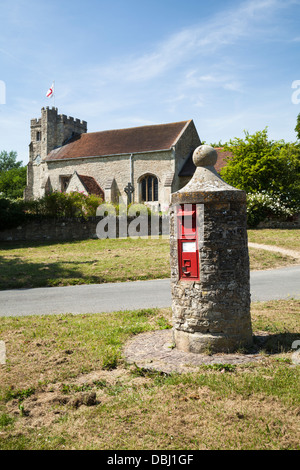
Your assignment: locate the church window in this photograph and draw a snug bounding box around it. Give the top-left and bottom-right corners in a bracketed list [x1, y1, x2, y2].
[141, 174, 158, 202]
[36, 131, 41, 141]
[60, 175, 71, 192]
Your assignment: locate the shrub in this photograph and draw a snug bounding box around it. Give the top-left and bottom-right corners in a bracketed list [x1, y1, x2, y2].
[0, 192, 104, 230]
[0, 197, 27, 229]
[24, 192, 103, 219]
[246, 192, 297, 227]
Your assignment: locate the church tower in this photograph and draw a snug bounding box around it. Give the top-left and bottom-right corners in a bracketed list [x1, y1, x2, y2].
[24, 107, 87, 200]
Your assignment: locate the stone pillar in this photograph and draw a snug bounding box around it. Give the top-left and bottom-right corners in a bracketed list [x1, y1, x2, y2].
[170, 145, 253, 353]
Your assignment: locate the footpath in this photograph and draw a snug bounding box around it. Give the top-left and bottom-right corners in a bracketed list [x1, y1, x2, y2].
[248, 242, 300, 261]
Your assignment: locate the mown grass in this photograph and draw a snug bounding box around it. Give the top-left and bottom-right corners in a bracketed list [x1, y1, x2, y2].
[0, 300, 299, 450]
[0, 238, 171, 290]
[247, 228, 300, 252]
[0, 231, 298, 290]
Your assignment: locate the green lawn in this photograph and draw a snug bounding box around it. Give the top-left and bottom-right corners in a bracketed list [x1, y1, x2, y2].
[247, 228, 300, 252]
[0, 300, 299, 450]
[0, 231, 299, 290]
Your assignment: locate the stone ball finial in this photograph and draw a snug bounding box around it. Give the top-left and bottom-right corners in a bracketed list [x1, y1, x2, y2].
[193, 145, 218, 168]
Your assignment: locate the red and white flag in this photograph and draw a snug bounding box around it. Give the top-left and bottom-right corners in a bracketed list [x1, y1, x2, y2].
[46, 83, 54, 98]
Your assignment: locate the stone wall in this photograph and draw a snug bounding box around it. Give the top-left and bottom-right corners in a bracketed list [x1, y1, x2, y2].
[172, 119, 201, 192]
[0, 215, 170, 242]
[45, 150, 175, 209]
[170, 145, 253, 354]
[170, 196, 252, 353]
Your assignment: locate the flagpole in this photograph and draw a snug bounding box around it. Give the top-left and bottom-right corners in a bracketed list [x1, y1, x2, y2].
[53, 80, 56, 109]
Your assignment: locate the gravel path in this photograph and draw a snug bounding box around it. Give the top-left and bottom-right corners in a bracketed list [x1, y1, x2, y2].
[248, 242, 300, 260]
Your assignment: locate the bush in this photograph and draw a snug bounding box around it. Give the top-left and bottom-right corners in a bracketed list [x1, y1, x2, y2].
[246, 192, 297, 227]
[0, 192, 157, 231]
[0, 192, 104, 231]
[24, 192, 103, 219]
[0, 197, 27, 230]
[220, 129, 300, 219]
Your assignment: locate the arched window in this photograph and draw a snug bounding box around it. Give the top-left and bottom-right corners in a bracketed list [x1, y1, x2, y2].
[140, 174, 158, 202]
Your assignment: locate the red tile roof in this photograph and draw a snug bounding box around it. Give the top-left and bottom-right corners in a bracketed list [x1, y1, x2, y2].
[77, 174, 104, 198]
[214, 148, 234, 172]
[46, 121, 191, 161]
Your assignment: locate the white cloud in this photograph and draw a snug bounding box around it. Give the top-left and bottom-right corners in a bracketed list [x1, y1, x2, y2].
[87, 0, 284, 86]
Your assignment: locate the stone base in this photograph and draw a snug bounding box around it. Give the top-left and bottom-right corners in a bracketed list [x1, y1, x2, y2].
[123, 329, 263, 375]
[173, 328, 253, 354]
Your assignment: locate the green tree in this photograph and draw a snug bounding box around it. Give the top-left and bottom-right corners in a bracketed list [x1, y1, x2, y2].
[0, 150, 22, 172]
[0, 166, 27, 199]
[210, 140, 223, 147]
[220, 128, 300, 209]
[295, 113, 300, 140]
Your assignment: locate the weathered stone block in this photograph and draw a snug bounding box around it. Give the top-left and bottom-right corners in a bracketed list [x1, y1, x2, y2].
[170, 145, 253, 354]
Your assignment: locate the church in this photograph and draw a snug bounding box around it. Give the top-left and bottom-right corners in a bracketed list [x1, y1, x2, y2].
[24, 107, 228, 211]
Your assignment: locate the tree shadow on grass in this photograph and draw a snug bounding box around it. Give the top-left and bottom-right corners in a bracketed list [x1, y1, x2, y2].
[0, 255, 106, 290]
[0, 239, 94, 251]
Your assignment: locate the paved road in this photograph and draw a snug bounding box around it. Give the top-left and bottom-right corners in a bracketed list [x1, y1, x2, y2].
[0, 265, 299, 317]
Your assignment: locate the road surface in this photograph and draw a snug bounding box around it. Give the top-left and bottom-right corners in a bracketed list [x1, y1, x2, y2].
[0, 265, 299, 317]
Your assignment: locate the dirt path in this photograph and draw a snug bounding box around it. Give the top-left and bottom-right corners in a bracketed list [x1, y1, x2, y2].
[248, 242, 300, 261]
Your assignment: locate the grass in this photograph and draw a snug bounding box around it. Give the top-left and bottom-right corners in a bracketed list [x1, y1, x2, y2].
[0, 300, 299, 450]
[0, 238, 170, 290]
[247, 228, 300, 252]
[0, 230, 299, 290]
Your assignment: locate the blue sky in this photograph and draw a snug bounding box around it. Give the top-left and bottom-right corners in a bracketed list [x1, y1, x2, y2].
[0, 0, 300, 164]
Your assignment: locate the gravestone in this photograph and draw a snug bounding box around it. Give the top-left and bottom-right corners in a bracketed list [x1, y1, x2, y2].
[169, 145, 253, 353]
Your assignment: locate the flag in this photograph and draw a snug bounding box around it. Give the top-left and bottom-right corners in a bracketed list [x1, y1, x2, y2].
[46, 83, 54, 98]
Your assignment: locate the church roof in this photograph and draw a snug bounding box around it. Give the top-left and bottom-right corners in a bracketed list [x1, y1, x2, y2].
[77, 174, 104, 198]
[46, 120, 192, 161]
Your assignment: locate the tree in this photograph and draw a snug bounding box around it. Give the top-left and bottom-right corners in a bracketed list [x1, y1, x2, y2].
[295, 113, 300, 141]
[220, 128, 300, 205]
[0, 151, 26, 199]
[210, 140, 223, 147]
[0, 150, 22, 172]
[0, 166, 27, 199]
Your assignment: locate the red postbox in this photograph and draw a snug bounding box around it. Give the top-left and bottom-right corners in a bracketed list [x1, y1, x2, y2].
[177, 204, 199, 280]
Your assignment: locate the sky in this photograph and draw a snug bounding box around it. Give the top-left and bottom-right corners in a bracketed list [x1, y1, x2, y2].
[0, 0, 300, 164]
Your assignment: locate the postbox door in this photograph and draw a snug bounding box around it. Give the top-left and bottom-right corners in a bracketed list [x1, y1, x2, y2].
[177, 204, 199, 280]
[177, 208, 196, 239]
[179, 240, 199, 279]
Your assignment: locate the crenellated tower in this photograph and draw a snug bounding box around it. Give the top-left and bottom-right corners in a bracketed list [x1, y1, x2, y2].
[24, 107, 87, 200]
